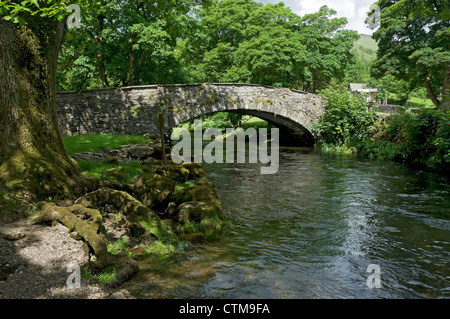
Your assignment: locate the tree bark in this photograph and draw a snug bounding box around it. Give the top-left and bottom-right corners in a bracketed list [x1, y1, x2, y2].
[95, 49, 110, 88]
[128, 39, 135, 86]
[0, 18, 81, 200]
[424, 74, 441, 108]
[89, 15, 109, 88]
[441, 64, 450, 109]
[134, 50, 147, 84]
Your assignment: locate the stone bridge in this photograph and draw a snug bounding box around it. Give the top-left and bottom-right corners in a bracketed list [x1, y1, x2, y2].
[57, 83, 325, 146]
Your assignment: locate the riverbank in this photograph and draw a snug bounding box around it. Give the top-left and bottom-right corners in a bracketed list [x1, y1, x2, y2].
[356, 109, 449, 174]
[0, 218, 111, 298]
[315, 109, 449, 175]
[0, 136, 226, 298]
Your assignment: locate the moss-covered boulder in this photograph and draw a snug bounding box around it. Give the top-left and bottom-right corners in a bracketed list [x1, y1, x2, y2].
[102, 167, 126, 182]
[127, 145, 155, 159]
[182, 162, 205, 180]
[175, 200, 224, 234]
[150, 145, 172, 160]
[176, 200, 223, 223]
[145, 162, 189, 183]
[173, 185, 220, 206]
[170, 183, 224, 235]
[133, 174, 176, 211]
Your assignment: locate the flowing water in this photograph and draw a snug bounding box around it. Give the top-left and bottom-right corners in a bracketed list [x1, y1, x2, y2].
[122, 148, 450, 299]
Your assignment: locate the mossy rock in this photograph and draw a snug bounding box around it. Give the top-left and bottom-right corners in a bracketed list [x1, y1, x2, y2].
[164, 201, 178, 218]
[145, 163, 189, 183]
[102, 167, 126, 182]
[172, 184, 220, 206]
[182, 162, 205, 180]
[150, 145, 172, 160]
[126, 145, 155, 159]
[133, 174, 176, 211]
[176, 200, 223, 224]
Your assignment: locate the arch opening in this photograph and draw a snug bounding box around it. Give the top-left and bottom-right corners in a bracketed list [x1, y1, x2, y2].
[169, 110, 315, 147]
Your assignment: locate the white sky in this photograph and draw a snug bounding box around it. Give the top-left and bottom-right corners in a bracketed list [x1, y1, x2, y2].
[258, 0, 378, 35]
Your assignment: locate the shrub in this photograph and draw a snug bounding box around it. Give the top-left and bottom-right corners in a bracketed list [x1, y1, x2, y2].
[313, 88, 377, 146]
[357, 109, 450, 171]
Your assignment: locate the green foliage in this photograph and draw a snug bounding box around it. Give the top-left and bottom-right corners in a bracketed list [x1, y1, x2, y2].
[358, 109, 450, 171]
[369, 74, 410, 105]
[313, 88, 377, 146]
[0, 0, 68, 24]
[371, 0, 450, 108]
[181, 112, 243, 131]
[0, 190, 20, 211]
[357, 139, 406, 162]
[202, 112, 235, 130]
[14, 0, 359, 92]
[240, 116, 270, 130]
[172, 1, 357, 91]
[346, 53, 372, 84]
[56, 0, 208, 89]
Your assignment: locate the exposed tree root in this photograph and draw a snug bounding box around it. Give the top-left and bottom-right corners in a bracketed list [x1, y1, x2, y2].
[74, 187, 167, 239]
[36, 202, 139, 285]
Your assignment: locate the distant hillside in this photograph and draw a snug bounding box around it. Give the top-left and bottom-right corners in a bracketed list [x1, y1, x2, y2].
[353, 34, 378, 66]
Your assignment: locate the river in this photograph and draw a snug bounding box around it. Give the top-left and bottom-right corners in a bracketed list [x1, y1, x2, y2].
[122, 148, 450, 299]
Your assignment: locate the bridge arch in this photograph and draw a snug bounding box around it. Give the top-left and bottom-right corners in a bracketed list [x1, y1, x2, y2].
[57, 83, 325, 146]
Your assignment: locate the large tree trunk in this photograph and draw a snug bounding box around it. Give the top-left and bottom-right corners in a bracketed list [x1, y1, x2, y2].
[0, 18, 81, 201]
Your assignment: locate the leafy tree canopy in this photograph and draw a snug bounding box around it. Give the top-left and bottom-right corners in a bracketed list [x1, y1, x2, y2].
[371, 0, 450, 108]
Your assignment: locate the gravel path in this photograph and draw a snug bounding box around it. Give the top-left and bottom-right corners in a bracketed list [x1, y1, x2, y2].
[0, 219, 124, 299]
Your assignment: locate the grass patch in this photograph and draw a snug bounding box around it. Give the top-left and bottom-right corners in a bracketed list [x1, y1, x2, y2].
[407, 97, 435, 109]
[107, 238, 130, 255]
[144, 241, 177, 258]
[96, 266, 119, 286]
[80, 266, 120, 286]
[77, 160, 144, 184]
[63, 134, 150, 155]
[241, 116, 271, 130]
[139, 216, 177, 243]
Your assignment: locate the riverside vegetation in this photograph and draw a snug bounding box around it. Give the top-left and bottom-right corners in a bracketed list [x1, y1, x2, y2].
[313, 88, 450, 174]
[1, 134, 226, 286]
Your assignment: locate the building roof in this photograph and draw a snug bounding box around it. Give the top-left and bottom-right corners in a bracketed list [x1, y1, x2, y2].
[349, 83, 377, 93]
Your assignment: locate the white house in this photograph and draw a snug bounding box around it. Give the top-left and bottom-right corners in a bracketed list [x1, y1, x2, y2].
[348, 83, 378, 104]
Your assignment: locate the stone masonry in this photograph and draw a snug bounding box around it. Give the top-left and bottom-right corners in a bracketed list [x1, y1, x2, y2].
[57, 83, 325, 146]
